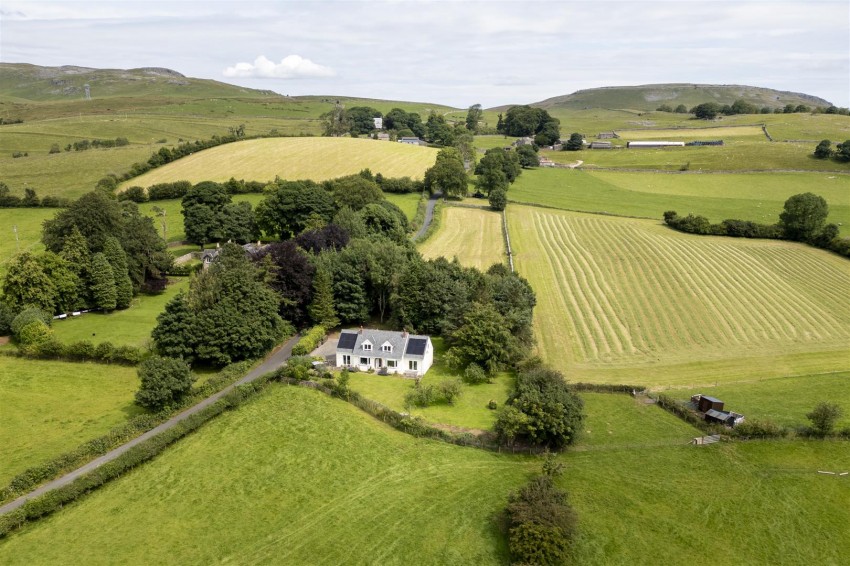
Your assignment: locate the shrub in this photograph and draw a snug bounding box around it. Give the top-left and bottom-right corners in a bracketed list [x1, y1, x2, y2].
[438, 379, 463, 405]
[112, 345, 145, 365]
[276, 356, 314, 381]
[488, 399, 498, 410]
[10, 307, 51, 337]
[404, 382, 437, 408]
[119, 186, 149, 203]
[135, 355, 194, 411]
[291, 325, 326, 356]
[66, 340, 97, 361]
[505, 474, 577, 566]
[17, 320, 52, 345]
[463, 362, 491, 385]
[32, 338, 66, 359]
[496, 364, 584, 448]
[806, 402, 844, 437]
[732, 418, 787, 439]
[0, 301, 17, 335]
[48, 144, 61, 154]
[488, 187, 507, 211]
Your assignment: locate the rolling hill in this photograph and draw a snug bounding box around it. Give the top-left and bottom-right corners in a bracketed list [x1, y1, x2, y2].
[498, 83, 832, 113]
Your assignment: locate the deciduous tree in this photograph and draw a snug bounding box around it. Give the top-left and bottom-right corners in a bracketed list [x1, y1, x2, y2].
[135, 355, 194, 411]
[779, 192, 829, 242]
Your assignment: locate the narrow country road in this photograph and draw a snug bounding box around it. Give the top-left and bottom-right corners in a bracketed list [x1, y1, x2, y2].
[414, 191, 442, 240]
[0, 334, 299, 516]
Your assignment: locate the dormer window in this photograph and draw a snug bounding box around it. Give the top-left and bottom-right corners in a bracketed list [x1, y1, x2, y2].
[381, 342, 392, 352]
[362, 341, 372, 351]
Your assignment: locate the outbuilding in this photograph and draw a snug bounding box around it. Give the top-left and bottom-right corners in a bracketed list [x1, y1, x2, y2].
[692, 394, 725, 413]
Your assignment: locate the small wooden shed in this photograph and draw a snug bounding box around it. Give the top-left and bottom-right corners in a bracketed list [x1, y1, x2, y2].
[696, 395, 724, 413]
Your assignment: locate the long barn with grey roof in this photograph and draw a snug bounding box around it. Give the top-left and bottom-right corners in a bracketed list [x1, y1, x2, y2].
[336, 328, 433, 377]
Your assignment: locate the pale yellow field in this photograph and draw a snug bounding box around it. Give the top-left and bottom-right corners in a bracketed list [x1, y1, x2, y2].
[615, 125, 765, 139]
[418, 206, 506, 270]
[120, 137, 439, 188]
[508, 205, 850, 386]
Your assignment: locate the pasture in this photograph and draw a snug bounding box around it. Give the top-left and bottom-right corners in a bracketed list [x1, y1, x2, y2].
[0, 357, 141, 485]
[673, 371, 850, 430]
[0, 207, 53, 279]
[50, 277, 190, 347]
[614, 125, 765, 140]
[0, 385, 533, 565]
[120, 137, 439, 189]
[508, 205, 850, 386]
[418, 206, 506, 270]
[563, 439, 850, 565]
[508, 168, 850, 233]
[543, 139, 847, 172]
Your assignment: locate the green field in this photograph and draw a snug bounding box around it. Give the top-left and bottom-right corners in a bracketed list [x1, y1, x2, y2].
[418, 206, 506, 269]
[672, 372, 850, 430]
[0, 207, 54, 278]
[0, 385, 533, 565]
[544, 139, 849, 172]
[615, 125, 765, 140]
[50, 277, 190, 347]
[508, 168, 850, 234]
[563, 439, 850, 565]
[120, 137, 439, 189]
[0, 356, 141, 484]
[383, 192, 422, 222]
[3, 383, 847, 564]
[508, 205, 850, 386]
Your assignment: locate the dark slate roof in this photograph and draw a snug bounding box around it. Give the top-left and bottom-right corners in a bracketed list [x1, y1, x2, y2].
[702, 396, 723, 404]
[336, 329, 430, 361]
[405, 338, 428, 357]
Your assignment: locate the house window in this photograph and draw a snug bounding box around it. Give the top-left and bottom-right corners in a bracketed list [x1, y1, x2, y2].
[408, 360, 418, 371]
[363, 343, 372, 351]
[382, 344, 392, 352]
[360, 357, 369, 365]
[342, 355, 351, 366]
[387, 360, 397, 368]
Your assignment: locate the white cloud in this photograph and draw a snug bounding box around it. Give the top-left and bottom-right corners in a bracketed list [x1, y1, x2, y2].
[222, 55, 335, 79]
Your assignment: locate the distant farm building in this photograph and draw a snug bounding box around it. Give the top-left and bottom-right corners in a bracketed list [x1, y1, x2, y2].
[597, 131, 619, 139]
[705, 409, 746, 427]
[376, 132, 390, 141]
[589, 141, 613, 149]
[627, 141, 686, 148]
[685, 140, 724, 146]
[398, 136, 422, 145]
[539, 156, 556, 167]
[373, 117, 383, 130]
[692, 394, 724, 413]
[513, 137, 535, 147]
[691, 394, 745, 428]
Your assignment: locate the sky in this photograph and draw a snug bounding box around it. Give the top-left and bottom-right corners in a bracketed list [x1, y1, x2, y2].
[1, 0, 848, 109]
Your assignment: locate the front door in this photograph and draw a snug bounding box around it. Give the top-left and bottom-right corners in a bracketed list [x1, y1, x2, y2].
[374, 358, 383, 369]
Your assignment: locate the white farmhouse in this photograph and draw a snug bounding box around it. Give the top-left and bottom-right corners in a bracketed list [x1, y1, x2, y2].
[336, 328, 433, 376]
[373, 117, 383, 130]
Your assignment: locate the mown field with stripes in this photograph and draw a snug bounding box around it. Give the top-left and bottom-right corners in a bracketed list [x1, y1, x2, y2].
[508, 205, 850, 386]
[418, 206, 506, 270]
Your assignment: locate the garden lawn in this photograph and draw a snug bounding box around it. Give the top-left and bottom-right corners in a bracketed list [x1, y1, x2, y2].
[672, 371, 850, 430]
[348, 338, 514, 430]
[51, 277, 190, 347]
[0, 385, 534, 565]
[0, 356, 141, 485]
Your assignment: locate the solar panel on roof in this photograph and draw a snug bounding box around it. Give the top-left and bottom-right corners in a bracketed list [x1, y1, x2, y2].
[405, 338, 427, 356]
[338, 332, 358, 350]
